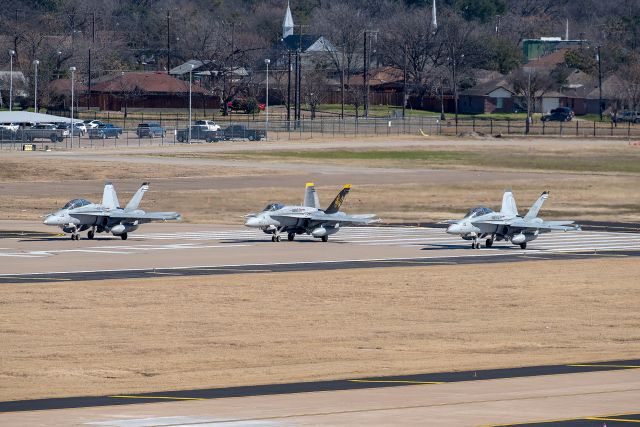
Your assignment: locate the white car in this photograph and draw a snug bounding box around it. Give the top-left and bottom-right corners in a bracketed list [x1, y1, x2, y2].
[0, 122, 19, 132]
[194, 120, 221, 131]
[73, 122, 87, 135]
[82, 119, 103, 129]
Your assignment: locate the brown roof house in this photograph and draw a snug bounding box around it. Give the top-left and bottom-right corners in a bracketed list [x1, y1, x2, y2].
[87, 71, 219, 112]
[459, 76, 516, 114]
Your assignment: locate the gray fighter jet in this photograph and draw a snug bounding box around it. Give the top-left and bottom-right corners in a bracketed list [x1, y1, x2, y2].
[43, 182, 181, 240]
[244, 183, 379, 242]
[445, 190, 580, 249]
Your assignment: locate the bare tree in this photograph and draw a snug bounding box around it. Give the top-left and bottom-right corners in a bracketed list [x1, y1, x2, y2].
[302, 71, 329, 119]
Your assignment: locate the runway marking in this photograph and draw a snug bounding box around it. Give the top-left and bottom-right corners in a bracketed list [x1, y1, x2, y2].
[348, 379, 445, 385]
[586, 417, 640, 423]
[0, 276, 71, 281]
[107, 395, 206, 401]
[482, 412, 640, 426]
[568, 364, 640, 369]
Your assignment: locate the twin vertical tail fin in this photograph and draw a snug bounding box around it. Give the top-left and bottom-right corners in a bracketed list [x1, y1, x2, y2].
[324, 184, 351, 214]
[125, 182, 150, 211]
[102, 182, 121, 210]
[524, 191, 549, 220]
[303, 182, 321, 209]
[499, 190, 518, 217]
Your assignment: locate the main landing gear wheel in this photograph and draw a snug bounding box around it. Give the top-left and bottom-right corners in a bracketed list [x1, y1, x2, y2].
[520, 242, 527, 249]
[87, 230, 95, 240]
[485, 238, 493, 248]
[70, 233, 79, 240]
[321, 236, 329, 242]
[287, 233, 295, 241]
[120, 233, 128, 240]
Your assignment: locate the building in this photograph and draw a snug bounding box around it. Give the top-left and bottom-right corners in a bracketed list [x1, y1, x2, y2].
[86, 72, 218, 111]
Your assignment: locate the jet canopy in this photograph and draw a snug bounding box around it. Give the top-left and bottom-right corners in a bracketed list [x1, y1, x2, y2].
[262, 203, 285, 212]
[62, 199, 91, 210]
[463, 206, 493, 218]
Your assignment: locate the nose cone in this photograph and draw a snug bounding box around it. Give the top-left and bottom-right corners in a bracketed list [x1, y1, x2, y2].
[244, 216, 261, 228]
[43, 214, 58, 226]
[446, 223, 461, 235]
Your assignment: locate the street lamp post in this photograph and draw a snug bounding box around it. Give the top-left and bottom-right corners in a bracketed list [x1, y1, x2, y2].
[33, 60, 40, 112]
[264, 58, 270, 140]
[70, 66, 76, 148]
[188, 63, 194, 143]
[596, 45, 603, 121]
[8, 50, 14, 111]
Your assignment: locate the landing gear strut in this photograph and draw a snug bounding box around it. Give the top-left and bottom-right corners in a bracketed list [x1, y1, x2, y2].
[471, 237, 480, 249]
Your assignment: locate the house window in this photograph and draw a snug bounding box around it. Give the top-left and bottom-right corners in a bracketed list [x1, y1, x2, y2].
[496, 97, 504, 109]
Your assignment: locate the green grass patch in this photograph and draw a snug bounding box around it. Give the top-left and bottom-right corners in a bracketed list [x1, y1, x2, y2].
[255, 150, 475, 162]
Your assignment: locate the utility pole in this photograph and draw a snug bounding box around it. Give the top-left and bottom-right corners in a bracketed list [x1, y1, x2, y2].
[363, 31, 368, 118]
[166, 11, 171, 74]
[402, 44, 407, 118]
[87, 11, 95, 109]
[341, 49, 345, 120]
[287, 50, 292, 128]
[597, 45, 603, 121]
[526, 71, 531, 134]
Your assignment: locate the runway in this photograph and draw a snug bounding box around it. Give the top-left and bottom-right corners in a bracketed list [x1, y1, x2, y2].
[1, 359, 638, 412]
[1, 223, 640, 283]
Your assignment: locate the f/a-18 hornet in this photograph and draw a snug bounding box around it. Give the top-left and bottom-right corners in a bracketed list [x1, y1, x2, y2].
[244, 183, 379, 242]
[43, 182, 181, 240]
[445, 190, 580, 249]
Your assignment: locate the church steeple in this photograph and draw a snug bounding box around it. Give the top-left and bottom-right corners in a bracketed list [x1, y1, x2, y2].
[431, 0, 437, 30]
[283, 0, 294, 39]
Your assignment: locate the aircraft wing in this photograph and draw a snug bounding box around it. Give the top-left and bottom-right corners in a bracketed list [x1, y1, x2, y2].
[507, 219, 580, 231]
[308, 212, 379, 225]
[109, 211, 182, 221]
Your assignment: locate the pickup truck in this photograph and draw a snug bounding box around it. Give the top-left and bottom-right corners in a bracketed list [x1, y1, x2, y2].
[17, 123, 69, 142]
[88, 123, 123, 139]
[194, 120, 221, 131]
[222, 124, 266, 141]
[177, 125, 222, 143]
[136, 123, 166, 138]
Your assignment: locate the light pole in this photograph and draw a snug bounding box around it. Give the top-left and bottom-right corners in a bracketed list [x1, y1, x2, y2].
[8, 50, 14, 111]
[70, 66, 76, 148]
[264, 58, 270, 140]
[33, 60, 40, 113]
[188, 63, 194, 143]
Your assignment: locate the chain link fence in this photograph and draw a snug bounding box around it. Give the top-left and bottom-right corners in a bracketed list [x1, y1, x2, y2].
[2, 116, 640, 150]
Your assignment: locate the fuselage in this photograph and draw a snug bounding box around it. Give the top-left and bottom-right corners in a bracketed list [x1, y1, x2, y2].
[244, 203, 341, 238]
[43, 199, 143, 236]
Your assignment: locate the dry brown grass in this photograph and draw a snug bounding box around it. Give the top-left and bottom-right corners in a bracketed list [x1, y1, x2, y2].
[1, 258, 639, 401]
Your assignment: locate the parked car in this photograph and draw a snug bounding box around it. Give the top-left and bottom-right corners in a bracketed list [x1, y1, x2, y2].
[194, 120, 221, 131]
[17, 123, 69, 142]
[136, 123, 166, 138]
[177, 125, 222, 143]
[550, 107, 574, 118]
[617, 110, 640, 123]
[0, 122, 19, 132]
[88, 123, 122, 139]
[83, 119, 104, 129]
[56, 122, 86, 136]
[541, 111, 572, 122]
[222, 124, 266, 141]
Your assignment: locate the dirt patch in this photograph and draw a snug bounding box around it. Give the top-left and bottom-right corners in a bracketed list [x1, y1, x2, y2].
[1, 258, 639, 401]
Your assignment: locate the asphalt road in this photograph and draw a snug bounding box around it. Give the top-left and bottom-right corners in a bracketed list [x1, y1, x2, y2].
[1, 359, 638, 413]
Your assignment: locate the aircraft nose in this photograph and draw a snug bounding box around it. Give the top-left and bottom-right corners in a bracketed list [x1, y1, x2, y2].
[446, 223, 460, 234]
[245, 216, 260, 227]
[43, 214, 57, 225]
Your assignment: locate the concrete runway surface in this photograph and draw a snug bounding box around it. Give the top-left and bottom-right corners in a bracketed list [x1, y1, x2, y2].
[1, 221, 640, 282]
[1, 368, 639, 426]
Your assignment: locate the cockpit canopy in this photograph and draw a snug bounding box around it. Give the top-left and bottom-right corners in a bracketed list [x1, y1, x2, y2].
[62, 199, 91, 210]
[463, 206, 493, 218]
[262, 203, 285, 212]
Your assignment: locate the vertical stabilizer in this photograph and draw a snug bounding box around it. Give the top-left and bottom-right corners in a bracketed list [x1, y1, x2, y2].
[325, 184, 351, 214]
[524, 191, 549, 220]
[499, 190, 518, 217]
[125, 182, 150, 211]
[303, 182, 320, 209]
[102, 182, 120, 210]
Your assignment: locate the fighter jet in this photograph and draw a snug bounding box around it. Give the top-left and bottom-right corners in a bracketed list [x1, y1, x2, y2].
[244, 183, 379, 242]
[444, 190, 580, 249]
[43, 182, 181, 240]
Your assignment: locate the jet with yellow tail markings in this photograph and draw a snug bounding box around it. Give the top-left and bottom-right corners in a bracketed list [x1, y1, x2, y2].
[244, 183, 379, 242]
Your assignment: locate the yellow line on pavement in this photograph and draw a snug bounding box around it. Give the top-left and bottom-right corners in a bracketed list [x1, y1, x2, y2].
[348, 379, 444, 385]
[108, 395, 206, 401]
[586, 417, 640, 423]
[568, 364, 640, 368]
